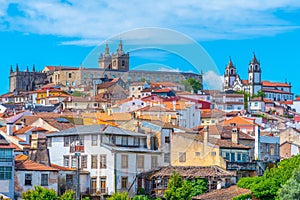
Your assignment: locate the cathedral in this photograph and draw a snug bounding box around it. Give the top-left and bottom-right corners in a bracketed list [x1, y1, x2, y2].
[224, 54, 293, 101]
[98, 40, 129, 71]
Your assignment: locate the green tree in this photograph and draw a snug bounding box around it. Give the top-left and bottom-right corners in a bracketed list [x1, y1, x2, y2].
[164, 171, 207, 200]
[279, 166, 300, 200]
[235, 90, 250, 110]
[60, 190, 75, 200]
[107, 192, 129, 200]
[133, 195, 150, 200]
[185, 179, 207, 199]
[252, 89, 266, 98]
[22, 186, 58, 200]
[181, 78, 202, 94]
[237, 154, 300, 200]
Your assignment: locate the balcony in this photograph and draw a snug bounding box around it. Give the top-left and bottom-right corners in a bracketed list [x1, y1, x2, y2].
[70, 145, 85, 153]
[226, 161, 257, 171]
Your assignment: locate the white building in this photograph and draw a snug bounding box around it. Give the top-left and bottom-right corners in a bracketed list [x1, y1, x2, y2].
[47, 125, 163, 196]
[213, 93, 244, 112]
[224, 54, 293, 101]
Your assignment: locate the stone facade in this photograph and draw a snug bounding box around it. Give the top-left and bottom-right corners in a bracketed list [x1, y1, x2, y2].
[9, 41, 202, 92]
[9, 65, 48, 92]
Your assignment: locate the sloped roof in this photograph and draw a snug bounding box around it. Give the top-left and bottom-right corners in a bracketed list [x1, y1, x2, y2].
[262, 81, 291, 87]
[224, 116, 255, 126]
[193, 185, 251, 200]
[15, 159, 58, 171]
[144, 166, 234, 179]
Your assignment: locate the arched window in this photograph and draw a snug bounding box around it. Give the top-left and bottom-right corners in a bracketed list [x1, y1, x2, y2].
[230, 69, 234, 75]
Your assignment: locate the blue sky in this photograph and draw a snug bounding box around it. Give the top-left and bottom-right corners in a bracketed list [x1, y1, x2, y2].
[1, 1, 300, 95]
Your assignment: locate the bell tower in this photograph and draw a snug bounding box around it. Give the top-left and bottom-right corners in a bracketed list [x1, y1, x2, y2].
[248, 53, 262, 96]
[111, 39, 129, 71]
[224, 57, 237, 90]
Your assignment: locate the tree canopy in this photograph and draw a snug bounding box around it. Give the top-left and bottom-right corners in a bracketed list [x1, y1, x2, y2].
[164, 171, 207, 200]
[237, 154, 300, 199]
[181, 78, 202, 94]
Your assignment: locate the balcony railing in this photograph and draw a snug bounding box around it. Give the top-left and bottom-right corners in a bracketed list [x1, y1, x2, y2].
[226, 161, 257, 171]
[70, 145, 84, 153]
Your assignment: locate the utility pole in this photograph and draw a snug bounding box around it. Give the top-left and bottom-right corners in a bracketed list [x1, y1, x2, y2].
[75, 152, 81, 200]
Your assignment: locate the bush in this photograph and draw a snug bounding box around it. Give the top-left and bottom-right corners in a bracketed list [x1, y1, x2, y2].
[107, 192, 129, 200]
[133, 195, 150, 200]
[237, 177, 261, 189]
[232, 193, 252, 200]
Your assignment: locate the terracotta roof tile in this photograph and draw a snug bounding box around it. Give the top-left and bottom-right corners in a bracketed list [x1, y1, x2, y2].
[224, 116, 255, 126]
[15, 159, 58, 171]
[262, 81, 291, 87]
[193, 185, 251, 200]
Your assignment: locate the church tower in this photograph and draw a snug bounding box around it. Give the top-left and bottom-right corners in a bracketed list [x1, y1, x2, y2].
[98, 43, 112, 69]
[111, 40, 129, 71]
[248, 53, 262, 96]
[224, 57, 237, 90]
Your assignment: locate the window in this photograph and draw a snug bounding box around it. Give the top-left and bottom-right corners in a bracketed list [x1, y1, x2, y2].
[164, 153, 170, 163]
[41, 174, 48, 186]
[121, 136, 128, 146]
[63, 156, 69, 167]
[91, 178, 97, 194]
[66, 174, 73, 186]
[179, 152, 186, 162]
[71, 156, 77, 168]
[230, 153, 235, 162]
[81, 155, 87, 169]
[137, 75, 141, 81]
[0, 167, 12, 180]
[0, 149, 13, 162]
[121, 155, 128, 168]
[91, 155, 98, 169]
[211, 152, 216, 156]
[137, 155, 144, 169]
[155, 76, 160, 82]
[100, 177, 107, 193]
[69, 73, 72, 78]
[134, 137, 140, 146]
[100, 154, 107, 169]
[47, 138, 52, 147]
[242, 154, 247, 162]
[90, 74, 93, 79]
[151, 156, 158, 168]
[164, 136, 170, 144]
[92, 135, 98, 146]
[195, 152, 201, 157]
[121, 177, 128, 189]
[237, 153, 242, 161]
[25, 173, 32, 185]
[64, 137, 70, 147]
[83, 73, 87, 79]
[110, 135, 116, 144]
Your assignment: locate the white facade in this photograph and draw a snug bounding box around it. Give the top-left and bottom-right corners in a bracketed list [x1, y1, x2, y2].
[177, 103, 201, 128]
[15, 170, 58, 199]
[47, 125, 162, 195]
[111, 99, 148, 113]
[248, 100, 265, 113]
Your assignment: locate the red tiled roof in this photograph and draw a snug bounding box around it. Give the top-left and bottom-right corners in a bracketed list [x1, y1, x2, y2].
[130, 82, 146, 86]
[151, 82, 177, 87]
[51, 163, 76, 171]
[263, 89, 292, 94]
[262, 81, 291, 87]
[44, 66, 79, 71]
[14, 126, 35, 135]
[15, 159, 58, 171]
[31, 127, 48, 132]
[224, 116, 255, 126]
[193, 185, 251, 200]
[153, 88, 173, 93]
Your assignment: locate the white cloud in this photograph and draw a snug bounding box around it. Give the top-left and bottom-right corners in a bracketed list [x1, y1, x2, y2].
[203, 70, 224, 90]
[1, 0, 300, 46]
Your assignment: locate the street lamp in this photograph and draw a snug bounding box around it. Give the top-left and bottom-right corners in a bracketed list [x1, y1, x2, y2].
[75, 152, 81, 200]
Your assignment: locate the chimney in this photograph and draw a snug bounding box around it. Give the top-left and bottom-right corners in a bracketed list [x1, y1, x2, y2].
[172, 100, 176, 111]
[6, 123, 13, 136]
[231, 127, 239, 144]
[15, 123, 22, 131]
[254, 125, 261, 160]
[46, 89, 50, 97]
[204, 126, 209, 144]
